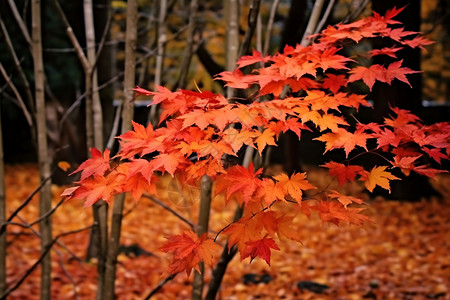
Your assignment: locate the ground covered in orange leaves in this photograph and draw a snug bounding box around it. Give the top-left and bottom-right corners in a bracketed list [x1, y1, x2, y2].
[4, 164, 450, 299]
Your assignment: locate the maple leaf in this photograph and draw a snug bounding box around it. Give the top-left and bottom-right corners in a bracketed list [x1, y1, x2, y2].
[322, 74, 348, 94]
[312, 201, 372, 227]
[118, 121, 163, 159]
[214, 69, 254, 89]
[255, 178, 286, 205]
[361, 166, 400, 192]
[151, 153, 186, 176]
[413, 165, 448, 178]
[384, 60, 420, 87]
[321, 161, 365, 186]
[255, 128, 277, 155]
[160, 231, 220, 276]
[242, 236, 280, 265]
[215, 163, 263, 205]
[317, 47, 353, 71]
[70, 148, 110, 180]
[223, 216, 255, 254]
[132, 85, 153, 96]
[348, 64, 385, 91]
[328, 190, 365, 208]
[273, 172, 315, 204]
[401, 36, 434, 50]
[369, 46, 403, 58]
[423, 148, 448, 164]
[236, 49, 272, 68]
[70, 174, 120, 207]
[391, 155, 421, 176]
[315, 128, 370, 157]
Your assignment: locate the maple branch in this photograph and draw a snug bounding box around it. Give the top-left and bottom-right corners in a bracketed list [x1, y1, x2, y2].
[143, 273, 177, 300]
[0, 168, 56, 235]
[344, 148, 392, 165]
[142, 194, 195, 229]
[0, 225, 92, 299]
[238, 0, 261, 57]
[300, 0, 325, 46]
[14, 213, 81, 299]
[0, 18, 35, 116]
[313, 0, 336, 35]
[0, 62, 33, 128]
[58, 24, 189, 129]
[343, 0, 371, 23]
[262, 0, 281, 55]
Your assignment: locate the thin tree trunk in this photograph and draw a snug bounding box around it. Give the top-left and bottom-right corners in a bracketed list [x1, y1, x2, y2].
[0, 96, 6, 295]
[300, 0, 325, 46]
[175, 0, 199, 89]
[225, 0, 239, 99]
[149, 0, 168, 125]
[103, 0, 137, 298]
[83, 2, 108, 298]
[191, 175, 213, 300]
[32, 1, 53, 299]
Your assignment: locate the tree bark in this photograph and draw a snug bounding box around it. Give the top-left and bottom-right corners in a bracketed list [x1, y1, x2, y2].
[103, 0, 137, 298]
[32, 1, 53, 299]
[191, 175, 213, 300]
[175, 0, 199, 89]
[149, 0, 168, 125]
[0, 94, 6, 295]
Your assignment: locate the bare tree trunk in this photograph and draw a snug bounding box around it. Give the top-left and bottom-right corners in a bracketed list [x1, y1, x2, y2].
[83, 2, 108, 298]
[300, 0, 325, 46]
[103, 0, 137, 298]
[0, 98, 6, 295]
[32, 1, 53, 299]
[175, 0, 199, 89]
[225, 0, 239, 99]
[191, 175, 213, 300]
[149, 0, 168, 125]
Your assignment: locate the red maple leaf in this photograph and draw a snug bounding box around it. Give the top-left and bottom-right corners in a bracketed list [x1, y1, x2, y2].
[242, 236, 280, 265]
[321, 161, 365, 186]
[70, 148, 110, 180]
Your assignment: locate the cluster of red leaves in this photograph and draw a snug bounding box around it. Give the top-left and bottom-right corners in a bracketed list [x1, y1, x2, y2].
[63, 7, 449, 276]
[6, 166, 450, 299]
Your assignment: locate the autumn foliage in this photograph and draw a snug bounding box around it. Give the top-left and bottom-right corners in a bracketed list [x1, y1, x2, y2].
[63, 7, 449, 276]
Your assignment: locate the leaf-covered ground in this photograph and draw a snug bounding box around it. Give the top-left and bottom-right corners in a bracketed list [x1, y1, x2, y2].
[5, 164, 450, 299]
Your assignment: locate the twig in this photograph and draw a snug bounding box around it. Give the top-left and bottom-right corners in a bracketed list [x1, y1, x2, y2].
[238, 0, 261, 57]
[0, 63, 33, 127]
[300, 0, 325, 46]
[0, 18, 35, 114]
[6, 0, 32, 47]
[142, 194, 194, 229]
[58, 25, 189, 129]
[0, 168, 56, 234]
[14, 214, 80, 299]
[313, 0, 336, 35]
[263, 0, 281, 55]
[0, 225, 92, 300]
[143, 273, 177, 300]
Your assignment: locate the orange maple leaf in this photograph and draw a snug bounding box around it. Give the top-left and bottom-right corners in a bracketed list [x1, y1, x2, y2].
[312, 201, 372, 227]
[327, 190, 365, 208]
[273, 172, 315, 204]
[215, 163, 263, 205]
[255, 128, 277, 155]
[361, 166, 400, 192]
[160, 231, 220, 276]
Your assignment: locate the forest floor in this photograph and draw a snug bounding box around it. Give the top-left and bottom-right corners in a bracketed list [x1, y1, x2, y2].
[4, 164, 450, 300]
